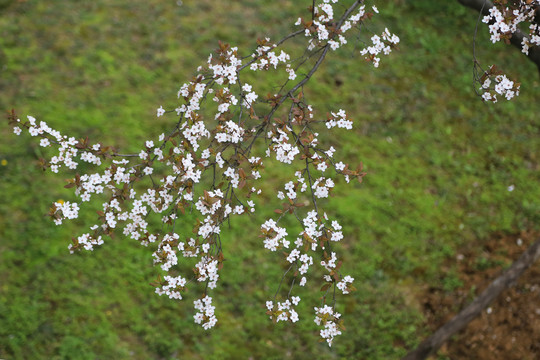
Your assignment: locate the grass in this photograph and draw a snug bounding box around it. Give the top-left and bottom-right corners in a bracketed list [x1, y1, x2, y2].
[1, 0, 539, 359]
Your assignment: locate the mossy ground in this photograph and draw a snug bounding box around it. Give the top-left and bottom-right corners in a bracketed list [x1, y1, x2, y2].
[1, 1, 539, 359]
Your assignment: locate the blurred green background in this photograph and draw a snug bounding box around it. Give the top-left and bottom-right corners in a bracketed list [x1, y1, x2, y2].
[1, 0, 539, 359]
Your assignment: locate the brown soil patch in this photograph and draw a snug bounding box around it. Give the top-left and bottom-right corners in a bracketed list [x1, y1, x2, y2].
[420, 231, 540, 360]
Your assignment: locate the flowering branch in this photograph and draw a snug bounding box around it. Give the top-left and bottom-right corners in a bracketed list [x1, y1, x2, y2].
[8, 0, 398, 347]
[459, 0, 540, 102]
[459, 0, 540, 71]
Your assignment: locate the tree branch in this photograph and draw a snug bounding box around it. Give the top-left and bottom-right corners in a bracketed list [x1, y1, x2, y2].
[403, 237, 540, 360]
[458, 0, 540, 73]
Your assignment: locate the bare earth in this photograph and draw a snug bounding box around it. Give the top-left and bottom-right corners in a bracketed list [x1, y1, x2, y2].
[420, 231, 540, 359]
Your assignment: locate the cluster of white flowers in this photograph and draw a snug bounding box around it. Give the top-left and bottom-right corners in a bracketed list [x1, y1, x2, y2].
[321, 251, 338, 271]
[523, 22, 540, 54]
[337, 275, 355, 294]
[287, 249, 314, 276]
[195, 256, 219, 289]
[326, 109, 352, 129]
[179, 237, 199, 258]
[269, 127, 301, 164]
[263, 191, 354, 332]
[298, 210, 322, 252]
[53, 200, 80, 224]
[68, 232, 104, 253]
[278, 180, 303, 200]
[194, 296, 217, 330]
[195, 190, 224, 216]
[216, 120, 245, 143]
[155, 275, 188, 300]
[266, 296, 301, 323]
[250, 47, 291, 71]
[80, 151, 102, 166]
[479, 65, 521, 102]
[360, 28, 400, 68]
[241, 83, 258, 106]
[313, 177, 335, 198]
[482, 1, 540, 52]
[248, 39, 297, 80]
[153, 234, 180, 272]
[314, 305, 342, 347]
[484, 6, 518, 43]
[177, 81, 207, 118]
[285, 64, 297, 80]
[261, 219, 289, 251]
[181, 119, 210, 153]
[476, 1, 539, 102]
[214, 88, 238, 118]
[208, 46, 242, 85]
[17, 116, 83, 173]
[300, 1, 367, 52]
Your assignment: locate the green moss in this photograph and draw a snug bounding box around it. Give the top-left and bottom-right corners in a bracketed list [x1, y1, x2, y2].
[1, 0, 539, 359]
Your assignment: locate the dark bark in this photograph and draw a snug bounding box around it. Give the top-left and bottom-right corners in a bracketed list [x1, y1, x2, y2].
[457, 0, 540, 73]
[402, 237, 540, 360]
